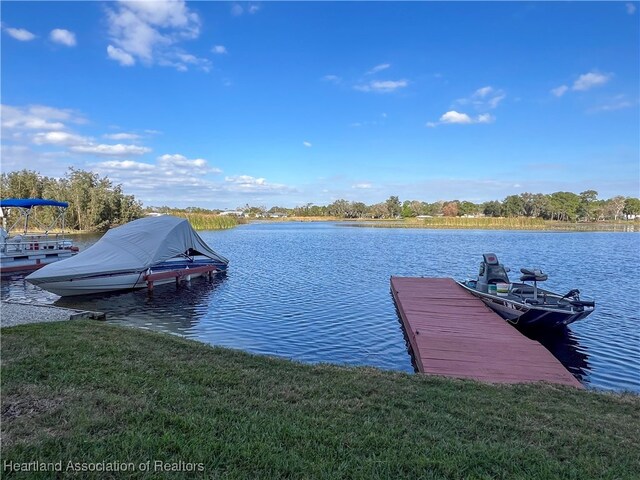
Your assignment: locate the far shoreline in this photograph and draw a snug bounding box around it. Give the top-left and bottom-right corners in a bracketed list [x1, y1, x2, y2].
[248, 216, 640, 232]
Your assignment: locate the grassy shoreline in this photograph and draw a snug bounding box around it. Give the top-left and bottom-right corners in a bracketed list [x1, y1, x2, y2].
[261, 216, 639, 232]
[2, 321, 638, 479]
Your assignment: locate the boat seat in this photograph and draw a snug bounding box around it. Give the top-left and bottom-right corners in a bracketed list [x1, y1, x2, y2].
[486, 264, 510, 284]
[520, 268, 547, 282]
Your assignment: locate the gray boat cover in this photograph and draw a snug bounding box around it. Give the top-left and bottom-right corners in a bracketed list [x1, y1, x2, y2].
[27, 215, 228, 282]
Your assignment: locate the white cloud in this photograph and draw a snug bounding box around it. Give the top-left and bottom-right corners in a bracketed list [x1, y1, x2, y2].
[303, 141, 312, 148]
[551, 85, 569, 97]
[354, 79, 408, 93]
[427, 110, 494, 127]
[70, 143, 151, 156]
[352, 183, 372, 189]
[105, 0, 209, 71]
[572, 72, 611, 91]
[224, 175, 291, 194]
[553, 71, 612, 98]
[103, 132, 141, 140]
[212, 45, 227, 54]
[248, 4, 260, 14]
[366, 63, 391, 75]
[99, 160, 155, 171]
[1, 104, 85, 131]
[226, 175, 265, 186]
[50, 29, 76, 46]
[32, 131, 90, 146]
[440, 111, 472, 124]
[626, 3, 636, 14]
[158, 153, 220, 174]
[107, 45, 135, 66]
[231, 4, 244, 16]
[3, 27, 36, 41]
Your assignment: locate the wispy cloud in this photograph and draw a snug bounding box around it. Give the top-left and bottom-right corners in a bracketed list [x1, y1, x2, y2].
[352, 183, 372, 189]
[105, 0, 209, 71]
[3, 26, 36, 41]
[158, 153, 221, 174]
[455, 86, 506, 109]
[1, 104, 86, 131]
[552, 71, 612, 97]
[321, 74, 341, 84]
[588, 95, 637, 113]
[354, 79, 408, 93]
[366, 63, 391, 75]
[303, 141, 312, 148]
[426, 110, 494, 127]
[231, 3, 261, 16]
[626, 3, 636, 15]
[103, 132, 141, 141]
[551, 85, 569, 97]
[93, 156, 226, 201]
[50, 29, 76, 47]
[224, 175, 292, 194]
[212, 45, 227, 54]
[70, 143, 151, 156]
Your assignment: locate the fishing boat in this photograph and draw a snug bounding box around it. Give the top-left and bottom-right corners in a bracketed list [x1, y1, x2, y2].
[457, 253, 595, 329]
[26, 215, 228, 296]
[0, 198, 78, 274]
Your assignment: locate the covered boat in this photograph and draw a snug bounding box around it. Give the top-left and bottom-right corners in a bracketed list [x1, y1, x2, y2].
[26, 215, 228, 296]
[457, 253, 595, 329]
[1, 198, 78, 274]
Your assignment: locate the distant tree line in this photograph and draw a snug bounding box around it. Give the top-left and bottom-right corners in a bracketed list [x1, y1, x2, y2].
[254, 191, 640, 222]
[2, 169, 638, 231]
[1, 169, 143, 232]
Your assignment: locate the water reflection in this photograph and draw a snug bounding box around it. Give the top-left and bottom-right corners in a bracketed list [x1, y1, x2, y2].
[55, 274, 228, 336]
[523, 326, 591, 383]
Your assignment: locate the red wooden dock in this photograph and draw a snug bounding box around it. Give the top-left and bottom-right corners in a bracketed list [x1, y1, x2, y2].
[391, 277, 582, 388]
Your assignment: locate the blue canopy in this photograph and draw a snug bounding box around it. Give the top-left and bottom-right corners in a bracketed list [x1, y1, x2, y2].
[0, 198, 69, 208]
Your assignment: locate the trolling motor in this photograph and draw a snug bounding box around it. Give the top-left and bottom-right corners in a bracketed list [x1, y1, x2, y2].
[560, 288, 596, 309]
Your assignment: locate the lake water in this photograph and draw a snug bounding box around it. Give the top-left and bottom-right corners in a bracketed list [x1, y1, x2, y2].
[2, 222, 639, 393]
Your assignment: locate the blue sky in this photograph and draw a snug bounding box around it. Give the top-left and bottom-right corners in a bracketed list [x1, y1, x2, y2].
[1, 1, 639, 209]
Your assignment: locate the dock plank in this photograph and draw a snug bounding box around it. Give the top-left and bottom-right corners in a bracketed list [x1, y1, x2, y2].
[391, 276, 582, 388]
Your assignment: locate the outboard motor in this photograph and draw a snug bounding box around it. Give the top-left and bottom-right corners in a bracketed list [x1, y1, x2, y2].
[476, 253, 510, 293]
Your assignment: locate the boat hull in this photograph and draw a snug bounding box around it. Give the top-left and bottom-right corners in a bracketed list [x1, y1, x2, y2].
[457, 281, 594, 329]
[27, 258, 227, 297]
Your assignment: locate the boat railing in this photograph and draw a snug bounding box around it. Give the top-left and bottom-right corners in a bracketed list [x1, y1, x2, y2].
[1, 233, 73, 254]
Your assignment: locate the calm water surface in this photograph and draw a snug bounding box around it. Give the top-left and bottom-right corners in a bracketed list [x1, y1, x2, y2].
[2, 223, 639, 392]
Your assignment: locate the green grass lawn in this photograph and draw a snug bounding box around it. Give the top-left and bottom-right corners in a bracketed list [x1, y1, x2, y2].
[1, 321, 638, 479]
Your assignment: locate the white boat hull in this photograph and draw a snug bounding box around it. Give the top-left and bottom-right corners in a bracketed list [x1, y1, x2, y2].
[30, 270, 212, 297]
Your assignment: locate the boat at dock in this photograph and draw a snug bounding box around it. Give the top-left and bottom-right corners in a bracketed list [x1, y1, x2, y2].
[457, 253, 595, 329]
[26, 215, 228, 296]
[0, 198, 79, 274]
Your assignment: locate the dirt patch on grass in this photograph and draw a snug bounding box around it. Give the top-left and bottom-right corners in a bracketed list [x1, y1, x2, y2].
[1, 385, 69, 448]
